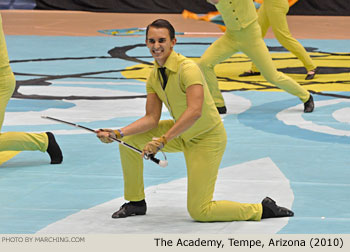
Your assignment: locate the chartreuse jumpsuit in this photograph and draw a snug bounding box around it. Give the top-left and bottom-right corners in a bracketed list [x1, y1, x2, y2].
[198, 0, 310, 108]
[251, 0, 316, 72]
[119, 51, 262, 221]
[0, 14, 48, 155]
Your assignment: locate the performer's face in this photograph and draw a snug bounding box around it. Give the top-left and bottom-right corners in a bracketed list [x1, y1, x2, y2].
[146, 27, 176, 66]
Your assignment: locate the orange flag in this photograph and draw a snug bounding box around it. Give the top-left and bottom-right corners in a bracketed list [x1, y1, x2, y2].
[254, 0, 299, 7]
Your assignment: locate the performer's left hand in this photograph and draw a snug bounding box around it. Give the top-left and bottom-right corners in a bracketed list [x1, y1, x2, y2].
[142, 136, 167, 156]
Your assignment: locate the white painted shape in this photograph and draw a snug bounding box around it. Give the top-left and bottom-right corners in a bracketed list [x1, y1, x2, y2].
[51, 81, 145, 86]
[4, 99, 147, 126]
[277, 99, 350, 136]
[18, 86, 143, 97]
[220, 92, 252, 119]
[333, 107, 350, 123]
[37, 157, 293, 234]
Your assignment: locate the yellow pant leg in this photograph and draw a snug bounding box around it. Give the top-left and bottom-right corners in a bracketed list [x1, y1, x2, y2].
[237, 22, 310, 102]
[0, 73, 15, 130]
[198, 34, 240, 107]
[185, 123, 262, 222]
[119, 120, 184, 201]
[252, 0, 316, 72]
[266, 0, 316, 71]
[0, 132, 48, 152]
[256, 1, 270, 38]
[0, 73, 48, 152]
[251, 1, 269, 72]
[120, 121, 262, 221]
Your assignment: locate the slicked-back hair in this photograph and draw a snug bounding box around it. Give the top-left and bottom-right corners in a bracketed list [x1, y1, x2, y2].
[146, 19, 175, 40]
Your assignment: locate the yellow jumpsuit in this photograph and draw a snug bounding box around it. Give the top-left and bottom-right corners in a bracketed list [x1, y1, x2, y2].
[251, 0, 316, 72]
[198, 0, 310, 108]
[119, 51, 262, 222]
[0, 14, 48, 155]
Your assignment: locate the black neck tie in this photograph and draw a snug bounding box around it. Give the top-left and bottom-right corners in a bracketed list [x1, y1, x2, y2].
[159, 67, 168, 90]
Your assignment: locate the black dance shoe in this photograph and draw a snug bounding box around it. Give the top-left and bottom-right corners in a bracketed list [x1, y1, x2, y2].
[46, 132, 63, 164]
[304, 95, 314, 113]
[261, 197, 294, 219]
[112, 201, 147, 218]
[239, 71, 261, 77]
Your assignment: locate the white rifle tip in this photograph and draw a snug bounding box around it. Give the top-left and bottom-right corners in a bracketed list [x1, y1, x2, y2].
[159, 160, 168, 168]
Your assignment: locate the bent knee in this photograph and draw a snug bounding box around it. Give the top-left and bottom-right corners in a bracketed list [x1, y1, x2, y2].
[188, 206, 209, 222]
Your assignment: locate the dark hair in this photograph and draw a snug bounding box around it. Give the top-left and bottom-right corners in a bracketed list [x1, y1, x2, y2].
[146, 19, 175, 40]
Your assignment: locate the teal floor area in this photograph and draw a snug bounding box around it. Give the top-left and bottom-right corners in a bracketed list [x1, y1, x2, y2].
[1, 35, 350, 234]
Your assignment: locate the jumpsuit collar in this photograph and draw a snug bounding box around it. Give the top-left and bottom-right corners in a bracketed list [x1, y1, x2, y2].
[154, 50, 179, 74]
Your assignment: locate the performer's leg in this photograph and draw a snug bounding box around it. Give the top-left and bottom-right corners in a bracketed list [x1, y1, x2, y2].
[0, 74, 49, 152]
[0, 132, 48, 152]
[198, 34, 239, 108]
[185, 123, 262, 222]
[267, 0, 316, 72]
[0, 73, 15, 131]
[240, 23, 310, 103]
[257, 1, 270, 39]
[0, 17, 61, 162]
[119, 120, 184, 201]
[251, 1, 270, 73]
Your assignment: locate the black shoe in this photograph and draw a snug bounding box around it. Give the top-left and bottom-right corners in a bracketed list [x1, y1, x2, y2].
[239, 71, 261, 77]
[112, 201, 147, 218]
[304, 95, 314, 113]
[46, 132, 63, 164]
[217, 106, 227, 114]
[305, 68, 317, 80]
[261, 197, 294, 219]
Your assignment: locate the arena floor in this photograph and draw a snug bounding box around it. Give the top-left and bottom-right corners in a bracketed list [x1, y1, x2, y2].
[0, 10, 350, 235]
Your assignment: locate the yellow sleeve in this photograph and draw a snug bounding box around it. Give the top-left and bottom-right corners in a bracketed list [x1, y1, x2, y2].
[145, 70, 156, 94]
[180, 61, 205, 90]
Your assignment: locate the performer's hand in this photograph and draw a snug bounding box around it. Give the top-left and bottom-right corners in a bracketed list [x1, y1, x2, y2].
[96, 129, 122, 143]
[142, 136, 167, 157]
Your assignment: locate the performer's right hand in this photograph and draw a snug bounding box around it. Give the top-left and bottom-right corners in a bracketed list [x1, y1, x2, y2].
[96, 129, 120, 143]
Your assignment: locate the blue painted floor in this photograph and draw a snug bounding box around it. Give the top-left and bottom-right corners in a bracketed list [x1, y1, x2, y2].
[1, 35, 350, 234]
